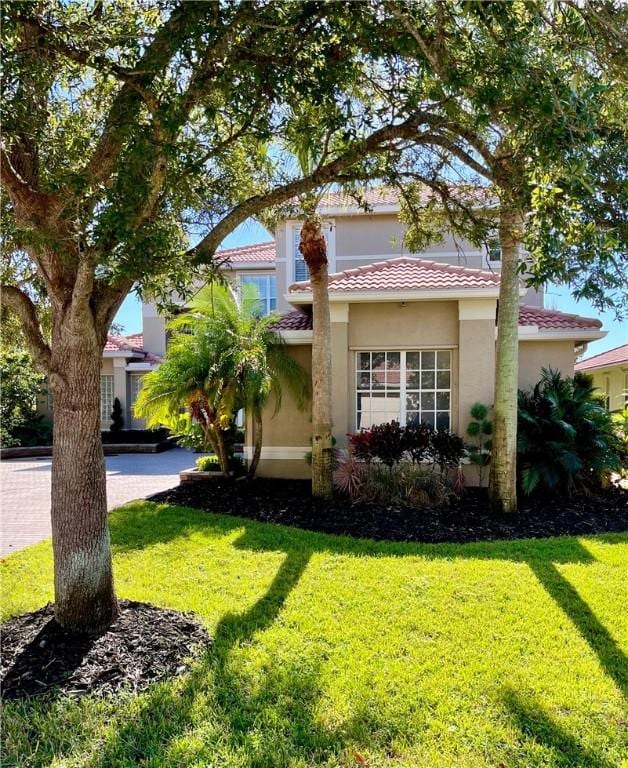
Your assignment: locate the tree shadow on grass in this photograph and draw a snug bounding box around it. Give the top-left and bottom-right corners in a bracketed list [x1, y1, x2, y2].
[6, 505, 623, 766]
[501, 687, 617, 768]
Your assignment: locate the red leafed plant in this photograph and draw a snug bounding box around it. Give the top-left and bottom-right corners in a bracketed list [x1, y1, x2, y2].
[333, 450, 366, 500]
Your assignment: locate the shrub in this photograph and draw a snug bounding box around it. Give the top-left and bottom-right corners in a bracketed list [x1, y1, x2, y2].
[466, 403, 492, 487]
[333, 455, 455, 508]
[430, 426, 465, 473]
[196, 454, 244, 473]
[402, 422, 434, 464]
[611, 408, 628, 479]
[0, 348, 45, 447]
[348, 430, 375, 462]
[109, 397, 124, 432]
[367, 421, 405, 468]
[332, 450, 365, 498]
[517, 368, 621, 496]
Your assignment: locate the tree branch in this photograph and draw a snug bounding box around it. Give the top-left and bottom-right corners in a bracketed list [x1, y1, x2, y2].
[187, 120, 443, 262]
[1, 284, 51, 371]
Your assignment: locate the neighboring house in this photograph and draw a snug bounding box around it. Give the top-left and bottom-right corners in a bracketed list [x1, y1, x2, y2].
[575, 343, 628, 411]
[38, 190, 606, 479]
[37, 334, 162, 430]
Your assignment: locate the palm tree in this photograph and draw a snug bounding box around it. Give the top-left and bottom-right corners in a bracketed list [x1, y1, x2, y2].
[135, 283, 310, 478]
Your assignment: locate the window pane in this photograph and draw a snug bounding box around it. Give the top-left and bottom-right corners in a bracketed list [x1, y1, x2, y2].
[406, 371, 420, 389]
[422, 412, 436, 427]
[357, 371, 370, 390]
[422, 351, 435, 369]
[372, 352, 385, 369]
[100, 375, 114, 420]
[295, 259, 309, 281]
[437, 351, 451, 370]
[358, 352, 371, 370]
[406, 352, 420, 369]
[406, 411, 420, 426]
[421, 370, 435, 389]
[436, 412, 450, 429]
[406, 393, 420, 411]
[437, 370, 450, 389]
[436, 392, 450, 410]
[421, 392, 435, 410]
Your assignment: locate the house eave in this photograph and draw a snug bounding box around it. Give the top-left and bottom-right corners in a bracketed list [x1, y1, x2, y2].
[518, 327, 606, 342]
[279, 330, 314, 344]
[286, 287, 509, 305]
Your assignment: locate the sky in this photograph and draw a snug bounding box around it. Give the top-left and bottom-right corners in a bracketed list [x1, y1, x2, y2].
[114, 219, 627, 360]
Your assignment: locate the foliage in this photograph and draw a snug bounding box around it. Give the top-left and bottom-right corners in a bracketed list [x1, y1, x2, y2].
[349, 421, 465, 476]
[517, 369, 622, 496]
[335, 451, 456, 508]
[430, 427, 466, 474]
[610, 408, 628, 480]
[362, 421, 405, 468]
[0, 347, 45, 447]
[109, 398, 124, 433]
[136, 283, 309, 477]
[195, 454, 244, 475]
[402, 422, 434, 464]
[466, 403, 493, 487]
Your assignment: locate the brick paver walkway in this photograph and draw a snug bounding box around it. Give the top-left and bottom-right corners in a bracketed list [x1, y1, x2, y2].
[0, 448, 196, 557]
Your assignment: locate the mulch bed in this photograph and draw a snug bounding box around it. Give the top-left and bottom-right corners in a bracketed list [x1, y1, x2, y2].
[149, 479, 628, 544]
[1, 600, 211, 700]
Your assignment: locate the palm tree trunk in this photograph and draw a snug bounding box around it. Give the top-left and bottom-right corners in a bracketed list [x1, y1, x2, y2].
[300, 217, 333, 499]
[213, 425, 231, 476]
[488, 203, 524, 513]
[248, 406, 263, 478]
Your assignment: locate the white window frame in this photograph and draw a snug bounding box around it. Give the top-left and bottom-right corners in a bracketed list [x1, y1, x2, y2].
[355, 350, 452, 431]
[239, 273, 277, 316]
[100, 374, 114, 421]
[288, 220, 335, 288]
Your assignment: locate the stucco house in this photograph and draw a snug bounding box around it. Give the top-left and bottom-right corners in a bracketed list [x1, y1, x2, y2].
[40, 190, 606, 478]
[575, 343, 628, 411]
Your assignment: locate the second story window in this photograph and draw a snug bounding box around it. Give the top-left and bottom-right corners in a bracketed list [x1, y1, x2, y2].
[292, 223, 333, 282]
[240, 274, 277, 316]
[293, 227, 309, 282]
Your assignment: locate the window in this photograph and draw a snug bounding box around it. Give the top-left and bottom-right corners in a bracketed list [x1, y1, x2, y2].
[356, 350, 452, 430]
[624, 372, 628, 408]
[603, 375, 611, 410]
[130, 374, 143, 405]
[240, 274, 277, 316]
[486, 237, 501, 262]
[292, 224, 332, 282]
[100, 375, 114, 420]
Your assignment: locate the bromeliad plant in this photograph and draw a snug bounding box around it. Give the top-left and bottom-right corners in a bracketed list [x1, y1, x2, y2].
[517, 368, 622, 496]
[135, 284, 310, 477]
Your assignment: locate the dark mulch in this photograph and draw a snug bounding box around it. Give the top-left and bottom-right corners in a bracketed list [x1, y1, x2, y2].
[149, 479, 628, 544]
[1, 600, 211, 700]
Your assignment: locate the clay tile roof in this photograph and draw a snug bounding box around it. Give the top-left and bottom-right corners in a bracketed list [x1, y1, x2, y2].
[289, 256, 501, 294]
[518, 304, 602, 331]
[270, 310, 313, 331]
[103, 333, 162, 363]
[104, 334, 145, 354]
[216, 241, 276, 264]
[575, 343, 628, 371]
[316, 185, 494, 211]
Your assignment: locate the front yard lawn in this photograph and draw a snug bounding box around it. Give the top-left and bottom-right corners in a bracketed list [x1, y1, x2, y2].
[2, 501, 627, 768]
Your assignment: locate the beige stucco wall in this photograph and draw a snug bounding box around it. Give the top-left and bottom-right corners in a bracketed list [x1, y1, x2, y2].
[587, 366, 627, 411]
[457, 318, 496, 434]
[518, 340, 576, 391]
[252, 344, 312, 478]
[348, 301, 459, 348]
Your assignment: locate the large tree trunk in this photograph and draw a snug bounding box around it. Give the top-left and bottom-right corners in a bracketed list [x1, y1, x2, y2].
[488, 204, 524, 514]
[300, 217, 333, 498]
[50, 321, 118, 632]
[248, 406, 263, 479]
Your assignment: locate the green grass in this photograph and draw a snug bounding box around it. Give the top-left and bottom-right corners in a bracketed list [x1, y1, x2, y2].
[2, 502, 627, 768]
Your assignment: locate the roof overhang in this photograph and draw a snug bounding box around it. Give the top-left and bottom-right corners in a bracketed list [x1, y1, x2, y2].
[126, 361, 159, 371]
[518, 326, 606, 342]
[279, 330, 314, 344]
[103, 350, 140, 359]
[286, 287, 513, 305]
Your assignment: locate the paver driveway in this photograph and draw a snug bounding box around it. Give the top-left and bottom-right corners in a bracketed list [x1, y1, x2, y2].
[0, 448, 196, 556]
